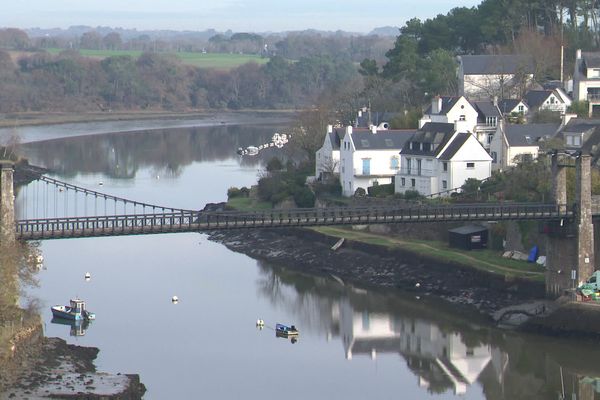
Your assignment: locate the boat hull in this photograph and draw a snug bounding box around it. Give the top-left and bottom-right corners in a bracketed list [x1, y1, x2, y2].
[51, 306, 82, 320]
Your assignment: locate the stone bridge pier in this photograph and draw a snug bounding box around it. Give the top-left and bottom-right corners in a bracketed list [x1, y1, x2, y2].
[546, 154, 594, 297]
[0, 161, 15, 244]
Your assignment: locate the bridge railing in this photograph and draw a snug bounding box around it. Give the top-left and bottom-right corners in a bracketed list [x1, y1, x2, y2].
[15, 202, 572, 240]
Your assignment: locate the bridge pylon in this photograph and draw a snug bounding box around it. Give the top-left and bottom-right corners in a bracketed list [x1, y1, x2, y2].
[545, 153, 594, 298]
[0, 161, 15, 244]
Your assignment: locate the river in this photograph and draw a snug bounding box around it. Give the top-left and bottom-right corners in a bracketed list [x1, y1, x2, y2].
[8, 117, 600, 399]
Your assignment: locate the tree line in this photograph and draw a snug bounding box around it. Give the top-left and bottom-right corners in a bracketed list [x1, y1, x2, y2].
[0, 49, 358, 112]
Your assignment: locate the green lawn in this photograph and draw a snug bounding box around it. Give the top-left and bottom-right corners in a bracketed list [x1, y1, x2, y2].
[226, 197, 272, 211]
[43, 48, 268, 70]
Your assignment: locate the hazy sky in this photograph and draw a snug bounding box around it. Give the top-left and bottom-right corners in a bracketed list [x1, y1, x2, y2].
[2, 0, 482, 33]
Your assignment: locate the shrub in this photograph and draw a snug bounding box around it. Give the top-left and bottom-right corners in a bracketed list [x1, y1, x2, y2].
[403, 190, 423, 201]
[368, 183, 394, 197]
[354, 187, 366, 197]
[293, 186, 316, 208]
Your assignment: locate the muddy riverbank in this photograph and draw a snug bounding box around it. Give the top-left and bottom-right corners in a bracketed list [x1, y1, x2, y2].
[207, 227, 546, 319]
[1, 324, 145, 399]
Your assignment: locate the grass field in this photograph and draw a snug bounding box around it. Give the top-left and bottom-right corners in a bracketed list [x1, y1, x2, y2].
[42, 48, 269, 70]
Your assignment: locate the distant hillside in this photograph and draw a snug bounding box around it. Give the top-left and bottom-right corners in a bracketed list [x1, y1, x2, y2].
[369, 26, 400, 37]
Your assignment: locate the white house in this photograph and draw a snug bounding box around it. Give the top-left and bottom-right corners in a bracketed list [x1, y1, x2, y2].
[573, 49, 600, 116]
[395, 122, 492, 197]
[339, 126, 415, 197]
[557, 118, 600, 150]
[523, 89, 572, 115]
[315, 125, 343, 181]
[471, 100, 502, 149]
[489, 122, 560, 170]
[457, 54, 535, 100]
[498, 99, 529, 122]
[419, 96, 478, 131]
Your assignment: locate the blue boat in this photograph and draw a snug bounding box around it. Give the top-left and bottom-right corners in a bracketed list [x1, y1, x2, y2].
[275, 323, 299, 336]
[51, 299, 95, 321]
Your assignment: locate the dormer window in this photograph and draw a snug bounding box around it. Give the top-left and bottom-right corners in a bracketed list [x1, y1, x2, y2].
[459, 115, 466, 121]
[423, 142, 431, 152]
[486, 117, 497, 127]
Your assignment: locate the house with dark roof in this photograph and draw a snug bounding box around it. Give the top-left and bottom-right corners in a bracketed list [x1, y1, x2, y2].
[315, 125, 344, 181]
[523, 89, 571, 114]
[420, 96, 478, 132]
[395, 122, 492, 197]
[338, 126, 415, 196]
[489, 122, 560, 170]
[556, 118, 600, 156]
[457, 54, 535, 100]
[354, 108, 394, 130]
[471, 100, 502, 149]
[573, 49, 600, 116]
[498, 99, 529, 119]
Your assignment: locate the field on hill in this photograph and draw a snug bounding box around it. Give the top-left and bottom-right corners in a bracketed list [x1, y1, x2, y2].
[41, 48, 269, 69]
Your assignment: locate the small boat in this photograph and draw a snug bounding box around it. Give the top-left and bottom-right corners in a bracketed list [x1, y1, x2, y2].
[275, 323, 299, 336]
[51, 298, 95, 321]
[51, 317, 90, 337]
[246, 146, 259, 156]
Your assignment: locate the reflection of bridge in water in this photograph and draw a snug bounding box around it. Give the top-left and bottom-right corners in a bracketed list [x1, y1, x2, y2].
[0, 152, 597, 297]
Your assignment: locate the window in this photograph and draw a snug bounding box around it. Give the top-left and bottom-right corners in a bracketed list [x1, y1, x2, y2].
[423, 142, 431, 152]
[459, 115, 466, 121]
[491, 151, 497, 163]
[550, 96, 555, 104]
[518, 105, 524, 112]
[406, 157, 412, 174]
[574, 135, 582, 146]
[362, 159, 371, 175]
[417, 159, 422, 176]
[443, 162, 448, 172]
[411, 179, 416, 187]
[466, 162, 475, 169]
[566, 135, 574, 146]
[486, 117, 497, 127]
[401, 177, 405, 186]
[487, 134, 494, 144]
[442, 180, 447, 189]
[390, 156, 399, 169]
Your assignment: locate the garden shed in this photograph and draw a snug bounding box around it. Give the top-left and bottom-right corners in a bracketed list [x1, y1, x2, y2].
[448, 225, 488, 250]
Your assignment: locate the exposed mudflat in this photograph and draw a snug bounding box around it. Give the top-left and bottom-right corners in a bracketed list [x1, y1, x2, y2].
[1, 330, 145, 399]
[207, 227, 546, 318]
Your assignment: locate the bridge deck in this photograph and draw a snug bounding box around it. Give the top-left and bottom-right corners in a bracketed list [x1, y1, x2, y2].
[15, 203, 572, 240]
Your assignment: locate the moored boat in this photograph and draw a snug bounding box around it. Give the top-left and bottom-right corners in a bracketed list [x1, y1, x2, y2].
[51, 298, 95, 321]
[275, 323, 299, 336]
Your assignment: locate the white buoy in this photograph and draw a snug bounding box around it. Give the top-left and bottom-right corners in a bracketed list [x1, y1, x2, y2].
[256, 319, 265, 327]
[415, 282, 421, 288]
[171, 295, 179, 304]
[84, 272, 91, 281]
[98, 182, 103, 186]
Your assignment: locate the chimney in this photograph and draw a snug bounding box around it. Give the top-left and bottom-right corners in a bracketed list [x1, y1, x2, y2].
[327, 124, 333, 134]
[358, 110, 362, 118]
[576, 49, 582, 60]
[371, 125, 377, 134]
[432, 96, 442, 114]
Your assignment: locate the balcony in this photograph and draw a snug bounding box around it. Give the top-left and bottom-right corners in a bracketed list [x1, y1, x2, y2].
[587, 93, 600, 103]
[398, 167, 434, 176]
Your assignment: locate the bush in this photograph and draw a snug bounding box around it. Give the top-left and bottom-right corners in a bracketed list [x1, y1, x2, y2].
[266, 157, 284, 172]
[403, 190, 423, 201]
[314, 181, 342, 197]
[227, 186, 249, 199]
[368, 183, 394, 197]
[293, 186, 316, 208]
[354, 187, 366, 197]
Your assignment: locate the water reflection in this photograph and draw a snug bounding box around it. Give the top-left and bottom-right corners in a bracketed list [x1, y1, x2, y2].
[257, 261, 600, 399]
[50, 317, 91, 337]
[19, 124, 285, 180]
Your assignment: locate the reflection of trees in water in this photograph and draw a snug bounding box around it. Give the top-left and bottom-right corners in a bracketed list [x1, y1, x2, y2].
[19, 124, 286, 179]
[256, 260, 600, 399]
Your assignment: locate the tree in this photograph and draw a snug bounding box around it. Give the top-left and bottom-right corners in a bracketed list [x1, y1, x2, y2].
[287, 105, 334, 164]
[103, 32, 123, 51]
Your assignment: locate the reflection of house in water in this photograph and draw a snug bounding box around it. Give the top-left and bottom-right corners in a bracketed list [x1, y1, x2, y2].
[337, 298, 498, 395]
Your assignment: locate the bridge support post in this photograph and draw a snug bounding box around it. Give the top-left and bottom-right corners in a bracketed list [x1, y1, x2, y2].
[0, 161, 15, 244]
[576, 154, 594, 285]
[545, 154, 595, 298]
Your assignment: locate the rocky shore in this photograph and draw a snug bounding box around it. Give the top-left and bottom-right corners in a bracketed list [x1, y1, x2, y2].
[207, 227, 546, 319]
[1, 325, 145, 399]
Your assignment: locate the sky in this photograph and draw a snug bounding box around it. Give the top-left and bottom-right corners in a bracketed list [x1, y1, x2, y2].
[1, 0, 483, 33]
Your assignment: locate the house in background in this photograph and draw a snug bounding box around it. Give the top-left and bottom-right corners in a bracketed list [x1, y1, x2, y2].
[573, 49, 600, 116]
[489, 122, 560, 170]
[556, 118, 600, 153]
[457, 54, 535, 100]
[523, 88, 572, 115]
[339, 126, 415, 196]
[394, 122, 492, 197]
[355, 108, 394, 130]
[472, 99, 502, 149]
[419, 96, 478, 131]
[498, 98, 529, 122]
[315, 125, 344, 181]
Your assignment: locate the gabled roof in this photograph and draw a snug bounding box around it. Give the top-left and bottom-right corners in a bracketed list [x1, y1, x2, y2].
[498, 99, 525, 114]
[459, 54, 535, 75]
[350, 130, 416, 150]
[328, 129, 344, 150]
[561, 118, 600, 134]
[424, 96, 461, 115]
[400, 122, 455, 156]
[523, 90, 555, 109]
[472, 100, 501, 118]
[439, 132, 471, 160]
[504, 123, 559, 147]
[582, 52, 600, 69]
[448, 224, 488, 235]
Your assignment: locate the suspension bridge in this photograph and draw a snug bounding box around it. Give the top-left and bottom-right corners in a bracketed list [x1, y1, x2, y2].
[0, 152, 595, 297]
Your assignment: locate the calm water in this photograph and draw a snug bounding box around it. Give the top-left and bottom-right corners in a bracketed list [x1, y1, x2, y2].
[13, 120, 600, 399]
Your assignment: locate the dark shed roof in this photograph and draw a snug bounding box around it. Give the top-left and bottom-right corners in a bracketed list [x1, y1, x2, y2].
[448, 225, 487, 235]
[523, 90, 553, 109]
[424, 96, 461, 115]
[472, 100, 501, 118]
[498, 99, 523, 114]
[460, 54, 535, 75]
[438, 132, 471, 160]
[583, 52, 600, 69]
[504, 123, 559, 146]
